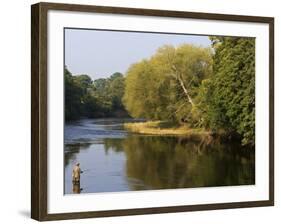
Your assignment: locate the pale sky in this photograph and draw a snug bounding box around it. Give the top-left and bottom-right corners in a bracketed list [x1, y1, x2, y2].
[65, 28, 212, 80]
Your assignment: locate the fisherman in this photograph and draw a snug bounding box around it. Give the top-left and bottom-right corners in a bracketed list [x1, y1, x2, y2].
[72, 162, 82, 184]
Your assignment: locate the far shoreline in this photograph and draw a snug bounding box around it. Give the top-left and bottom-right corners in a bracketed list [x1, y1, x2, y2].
[124, 120, 211, 139]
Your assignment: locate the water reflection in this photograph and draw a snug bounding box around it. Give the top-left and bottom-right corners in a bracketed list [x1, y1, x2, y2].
[122, 136, 254, 190]
[64, 129, 255, 194]
[64, 143, 92, 167]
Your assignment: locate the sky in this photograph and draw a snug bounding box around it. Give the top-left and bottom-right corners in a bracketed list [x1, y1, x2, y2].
[65, 28, 212, 80]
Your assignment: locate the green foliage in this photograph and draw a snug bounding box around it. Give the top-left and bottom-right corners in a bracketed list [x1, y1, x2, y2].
[73, 74, 92, 90]
[108, 72, 126, 110]
[64, 67, 127, 121]
[91, 73, 127, 116]
[64, 67, 84, 120]
[123, 44, 213, 124]
[123, 40, 255, 145]
[198, 37, 255, 145]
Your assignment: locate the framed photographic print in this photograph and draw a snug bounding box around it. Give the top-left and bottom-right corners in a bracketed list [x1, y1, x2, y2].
[31, 2, 274, 221]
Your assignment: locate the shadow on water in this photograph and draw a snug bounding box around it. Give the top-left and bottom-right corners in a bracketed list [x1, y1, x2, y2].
[64, 119, 255, 194]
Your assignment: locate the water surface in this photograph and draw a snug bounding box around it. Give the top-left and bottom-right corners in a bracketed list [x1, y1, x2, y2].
[64, 118, 255, 194]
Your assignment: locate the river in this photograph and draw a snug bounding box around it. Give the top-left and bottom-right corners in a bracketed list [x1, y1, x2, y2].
[64, 118, 255, 194]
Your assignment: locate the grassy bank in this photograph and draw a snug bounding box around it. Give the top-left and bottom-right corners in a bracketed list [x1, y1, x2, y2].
[124, 121, 210, 138]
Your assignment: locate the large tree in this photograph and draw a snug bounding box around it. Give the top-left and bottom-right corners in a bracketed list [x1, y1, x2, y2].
[123, 44, 213, 124]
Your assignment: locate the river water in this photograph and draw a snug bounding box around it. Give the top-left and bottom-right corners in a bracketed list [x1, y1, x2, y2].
[64, 118, 255, 194]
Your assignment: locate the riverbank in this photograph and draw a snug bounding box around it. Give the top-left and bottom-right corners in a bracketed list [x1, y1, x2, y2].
[124, 121, 210, 138]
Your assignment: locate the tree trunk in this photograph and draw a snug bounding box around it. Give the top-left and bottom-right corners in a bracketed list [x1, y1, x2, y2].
[177, 76, 194, 106]
[170, 65, 195, 107]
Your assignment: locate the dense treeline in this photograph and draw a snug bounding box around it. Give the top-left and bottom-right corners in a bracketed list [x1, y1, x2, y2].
[65, 36, 255, 145]
[65, 67, 127, 121]
[123, 38, 255, 145]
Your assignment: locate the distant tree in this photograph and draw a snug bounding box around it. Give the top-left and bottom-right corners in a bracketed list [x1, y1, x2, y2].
[64, 67, 84, 120]
[109, 72, 123, 80]
[108, 73, 125, 110]
[73, 74, 92, 90]
[64, 68, 127, 120]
